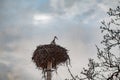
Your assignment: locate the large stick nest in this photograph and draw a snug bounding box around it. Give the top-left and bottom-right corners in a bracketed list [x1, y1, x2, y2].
[32, 44, 70, 70]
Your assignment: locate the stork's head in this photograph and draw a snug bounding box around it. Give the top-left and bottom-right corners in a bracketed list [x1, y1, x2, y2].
[54, 36, 58, 40]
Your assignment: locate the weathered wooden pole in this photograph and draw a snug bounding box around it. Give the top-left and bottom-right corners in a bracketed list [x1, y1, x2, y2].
[47, 61, 52, 80]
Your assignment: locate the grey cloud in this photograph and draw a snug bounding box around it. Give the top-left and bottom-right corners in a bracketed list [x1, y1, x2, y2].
[0, 63, 10, 80]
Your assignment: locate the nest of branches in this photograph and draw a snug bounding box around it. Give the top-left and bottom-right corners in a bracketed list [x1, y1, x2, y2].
[32, 44, 70, 70]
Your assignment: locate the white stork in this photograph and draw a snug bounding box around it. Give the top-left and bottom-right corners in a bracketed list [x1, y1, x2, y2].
[50, 36, 58, 45]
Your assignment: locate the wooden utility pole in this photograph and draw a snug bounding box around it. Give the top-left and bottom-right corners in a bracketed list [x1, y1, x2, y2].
[47, 61, 52, 80]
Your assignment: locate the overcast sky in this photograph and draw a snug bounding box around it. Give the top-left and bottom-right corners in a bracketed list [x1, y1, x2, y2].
[0, 0, 119, 80]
